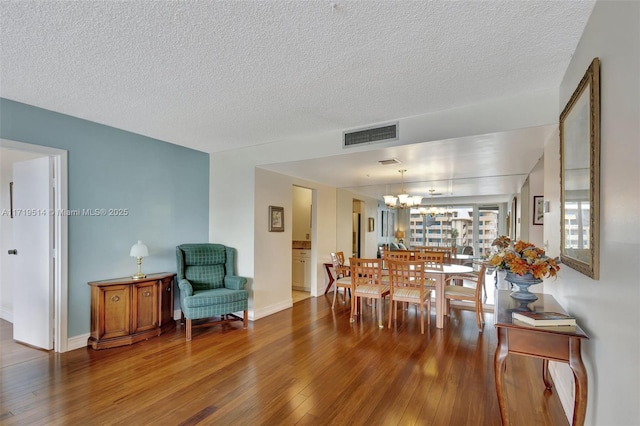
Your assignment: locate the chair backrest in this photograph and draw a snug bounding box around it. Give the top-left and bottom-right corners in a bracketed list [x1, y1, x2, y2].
[176, 244, 236, 291]
[330, 251, 349, 278]
[462, 246, 474, 255]
[472, 263, 487, 303]
[384, 250, 414, 260]
[330, 251, 341, 268]
[349, 258, 384, 292]
[386, 259, 429, 295]
[416, 251, 445, 268]
[415, 246, 454, 263]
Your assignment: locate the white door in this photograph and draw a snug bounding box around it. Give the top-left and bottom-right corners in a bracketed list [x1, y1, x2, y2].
[12, 156, 54, 349]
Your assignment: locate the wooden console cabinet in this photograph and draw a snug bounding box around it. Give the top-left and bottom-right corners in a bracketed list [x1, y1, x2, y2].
[88, 272, 176, 350]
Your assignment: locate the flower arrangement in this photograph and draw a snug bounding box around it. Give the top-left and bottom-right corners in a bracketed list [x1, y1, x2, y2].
[487, 236, 560, 279]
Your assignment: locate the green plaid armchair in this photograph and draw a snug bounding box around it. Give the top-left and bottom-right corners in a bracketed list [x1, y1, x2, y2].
[176, 244, 248, 340]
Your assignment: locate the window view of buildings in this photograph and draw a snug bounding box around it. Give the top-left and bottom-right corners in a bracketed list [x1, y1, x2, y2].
[564, 201, 591, 249]
[408, 207, 500, 257]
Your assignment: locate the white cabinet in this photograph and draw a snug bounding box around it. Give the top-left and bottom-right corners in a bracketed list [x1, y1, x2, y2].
[292, 249, 311, 291]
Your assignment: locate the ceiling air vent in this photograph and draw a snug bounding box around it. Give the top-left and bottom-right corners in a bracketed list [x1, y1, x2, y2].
[378, 158, 401, 165]
[343, 122, 398, 148]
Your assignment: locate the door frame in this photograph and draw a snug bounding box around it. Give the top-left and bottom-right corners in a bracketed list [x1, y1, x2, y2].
[1, 139, 68, 353]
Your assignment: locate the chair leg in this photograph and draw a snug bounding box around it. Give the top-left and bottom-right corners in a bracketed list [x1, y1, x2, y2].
[243, 310, 248, 329]
[475, 307, 482, 331]
[186, 319, 192, 341]
[388, 299, 393, 329]
[377, 297, 384, 329]
[420, 301, 425, 334]
[350, 295, 357, 323]
[332, 286, 338, 309]
[427, 297, 431, 325]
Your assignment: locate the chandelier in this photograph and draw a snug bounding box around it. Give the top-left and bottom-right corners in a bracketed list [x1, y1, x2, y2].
[418, 189, 438, 224]
[383, 169, 422, 209]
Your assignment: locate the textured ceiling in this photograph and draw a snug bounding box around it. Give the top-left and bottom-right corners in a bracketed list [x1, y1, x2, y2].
[1, 1, 595, 156]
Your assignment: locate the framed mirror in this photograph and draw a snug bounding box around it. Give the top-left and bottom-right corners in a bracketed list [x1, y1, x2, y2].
[559, 57, 600, 279]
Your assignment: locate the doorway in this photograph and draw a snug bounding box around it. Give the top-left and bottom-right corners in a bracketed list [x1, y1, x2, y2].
[292, 185, 312, 303]
[0, 140, 68, 352]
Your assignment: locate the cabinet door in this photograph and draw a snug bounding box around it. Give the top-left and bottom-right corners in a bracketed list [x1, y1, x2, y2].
[292, 257, 305, 287]
[132, 281, 158, 333]
[159, 276, 174, 326]
[100, 285, 130, 339]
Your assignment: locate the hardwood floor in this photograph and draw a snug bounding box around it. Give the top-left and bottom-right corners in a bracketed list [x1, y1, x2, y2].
[0, 294, 568, 425]
[292, 290, 311, 304]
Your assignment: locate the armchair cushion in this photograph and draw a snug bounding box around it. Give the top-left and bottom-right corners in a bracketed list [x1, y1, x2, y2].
[182, 288, 248, 309]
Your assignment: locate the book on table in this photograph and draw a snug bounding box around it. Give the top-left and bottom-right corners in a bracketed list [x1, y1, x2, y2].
[511, 311, 577, 326]
[512, 319, 577, 332]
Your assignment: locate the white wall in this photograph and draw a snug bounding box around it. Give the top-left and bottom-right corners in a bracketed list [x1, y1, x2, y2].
[544, 1, 640, 424]
[251, 168, 339, 319]
[519, 157, 544, 246]
[0, 148, 46, 321]
[292, 186, 312, 241]
[529, 156, 545, 248]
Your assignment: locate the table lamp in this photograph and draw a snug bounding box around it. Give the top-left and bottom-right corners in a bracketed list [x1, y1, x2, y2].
[129, 240, 149, 279]
[395, 230, 405, 243]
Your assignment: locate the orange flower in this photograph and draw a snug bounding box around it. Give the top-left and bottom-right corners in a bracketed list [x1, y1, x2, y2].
[530, 263, 550, 279]
[489, 255, 503, 267]
[514, 240, 534, 253]
[487, 236, 560, 279]
[509, 258, 529, 275]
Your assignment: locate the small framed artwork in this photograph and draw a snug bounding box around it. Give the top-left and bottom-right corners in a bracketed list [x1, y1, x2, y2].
[269, 205, 284, 232]
[368, 217, 375, 232]
[533, 196, 544, 225]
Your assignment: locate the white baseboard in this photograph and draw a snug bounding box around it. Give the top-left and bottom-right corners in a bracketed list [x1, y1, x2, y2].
[0, 308, 12, 322]
[67, 333, 90, 351]
[251, 299, 292, 321]
[549, 361, 573, 423]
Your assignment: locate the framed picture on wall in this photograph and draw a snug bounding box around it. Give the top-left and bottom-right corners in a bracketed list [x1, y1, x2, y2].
[368, 217, 375, 232]
[533, 196, 544, 225]
[268, 205, 284, 232]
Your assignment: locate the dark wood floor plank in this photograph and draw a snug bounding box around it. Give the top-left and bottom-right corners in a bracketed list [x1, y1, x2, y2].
[0, 295, 568, 425]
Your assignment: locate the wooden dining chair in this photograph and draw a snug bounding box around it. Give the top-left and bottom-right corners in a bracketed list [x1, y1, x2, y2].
[444, 263, 487, 331]
[384, 250, 413, 260]
[456, 260, 488, 302]
[386, 259, 435, 334]
[417, 246, 454, 264]
[349, 258, 389, 328]
[330, 251, 351, 309]
[415, 251, 445, 290]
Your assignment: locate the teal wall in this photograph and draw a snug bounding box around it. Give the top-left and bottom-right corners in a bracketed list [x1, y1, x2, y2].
[0, 98, 209, 337]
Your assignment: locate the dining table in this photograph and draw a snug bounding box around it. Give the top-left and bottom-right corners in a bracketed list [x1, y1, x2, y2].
[425, 263, 474, 328]
[451, 253, 475, 263]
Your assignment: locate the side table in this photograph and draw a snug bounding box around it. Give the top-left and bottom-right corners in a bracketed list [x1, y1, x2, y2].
[493, 290, 589, 425]
[323, 262, 335, 294]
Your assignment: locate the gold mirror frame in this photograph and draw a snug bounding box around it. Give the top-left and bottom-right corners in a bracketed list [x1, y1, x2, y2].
[559, 57, 600, 279]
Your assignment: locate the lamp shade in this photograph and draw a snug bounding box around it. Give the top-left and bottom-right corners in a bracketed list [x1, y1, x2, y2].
[129, 240, 149, 258]
[383, 195, 397, 207]
[395, 230, 405, 239]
